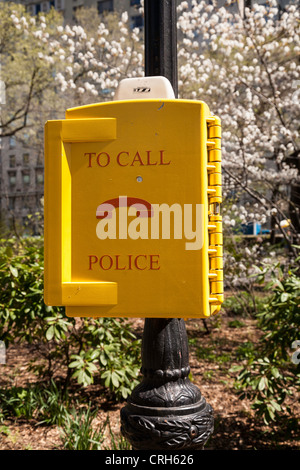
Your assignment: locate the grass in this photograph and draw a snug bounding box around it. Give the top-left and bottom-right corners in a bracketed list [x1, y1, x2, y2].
[0, 382, 130, 450]
[59, 405, 105, 450]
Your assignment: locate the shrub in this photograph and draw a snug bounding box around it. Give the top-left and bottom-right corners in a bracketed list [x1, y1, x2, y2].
[232, 263, 300, 424]
[222, 291, 269, 317]
[0, 237, 141, 400]
[59, 404, 105, 450]
[0, 380, 68, 425]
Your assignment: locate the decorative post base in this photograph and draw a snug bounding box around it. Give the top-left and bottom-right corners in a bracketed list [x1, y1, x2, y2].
[120, 318, 214, 450]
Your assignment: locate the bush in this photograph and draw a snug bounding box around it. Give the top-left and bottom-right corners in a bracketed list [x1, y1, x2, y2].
[0, 380, 68, 425]
[232, 263, 300, 424]
[59, 404, 105, 450]
[222, 291, 269, 317]
[0, 237, 141, 400]
[0, 380, 129, 449]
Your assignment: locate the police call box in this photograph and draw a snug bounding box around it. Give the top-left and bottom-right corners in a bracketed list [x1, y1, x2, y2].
[44, 77, 223, 318]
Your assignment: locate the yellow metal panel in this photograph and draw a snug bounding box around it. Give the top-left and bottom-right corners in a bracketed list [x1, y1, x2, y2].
[208, 149, 222, 162]
[210, 294, 224, 304]
[44, 118, 118, 307]
[208, 221, 222, 233]
[208, 186, 222, 204]
[209, 270, 223, 281]
[61, 142, 71, 285]
[210, 257, 223, 270]
[207, 116, 221, 127]
[210, 214, 222, 222]
[207, 162, 221, 173]
[207, 139, 221, 150]
[62, 281, 117, 306]
[209, 173, 222, 186]
[210, 304, 221, 316]
[61, 118, 116, 142]
[209, 245, 223, 256]
[44, 120, 63, 305]
[210, 232, 223, 245]
[208, 126, 221, 139]
[44, 99, 223, 318]
[210, 281, 223, 294]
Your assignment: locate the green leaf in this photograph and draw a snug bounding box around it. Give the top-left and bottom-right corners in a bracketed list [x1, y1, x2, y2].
[104, 375, 111, 388]
[77, 370, 85, 384]
[229, 365, 244, 373]
[280, 293, 289, 302]
[111, 372, 120, 388]
[87, 363, 98, 374]
[271, 367, 280, 378]
[258, 377, 266, 391]
[9, 266, 18, 278]
[46, 325, 54, 341]
[266, 404, 275, 421]
[69, 360, 81, 368]
[89, 350, 99, 361]
[275, 280, 284, 291]
[270, 400, 282, 412]
[99, 353, 107, 366]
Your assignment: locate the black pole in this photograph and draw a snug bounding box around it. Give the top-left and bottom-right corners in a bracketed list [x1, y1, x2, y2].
[120, 0, 214, 450]
[144, 0, 178, 97]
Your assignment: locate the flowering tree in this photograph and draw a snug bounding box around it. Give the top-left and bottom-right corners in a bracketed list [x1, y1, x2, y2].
[0, 4, 143, 146]
[0, 4, 64, 144]
[48, 8, 144, 107]
[1, 1, 299, 265]
[177, 0, 300, 254]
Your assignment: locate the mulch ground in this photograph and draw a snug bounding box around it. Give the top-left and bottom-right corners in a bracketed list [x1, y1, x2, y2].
[0, 315, 299, 451]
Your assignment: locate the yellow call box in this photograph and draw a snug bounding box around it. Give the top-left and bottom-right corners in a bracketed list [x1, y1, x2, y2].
[44, 78, 223, 318]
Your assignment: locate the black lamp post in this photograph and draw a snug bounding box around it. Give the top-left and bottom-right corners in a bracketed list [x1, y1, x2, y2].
[144, 0, 178, 97]
[120, 0, 214, 451]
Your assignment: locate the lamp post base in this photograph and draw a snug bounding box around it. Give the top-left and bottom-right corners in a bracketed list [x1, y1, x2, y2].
[121, 396, 213, 451]
[120, 318, 214, 451]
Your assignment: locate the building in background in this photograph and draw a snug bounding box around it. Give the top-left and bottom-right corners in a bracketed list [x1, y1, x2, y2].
[19, 0, 292, 23]
[0, 135, 44, 235]
[1, 0, 144, 27]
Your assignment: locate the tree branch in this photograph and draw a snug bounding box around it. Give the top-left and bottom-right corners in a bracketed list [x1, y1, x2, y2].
[1, 68, 38, 137]
[223, 166, 299, 256]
